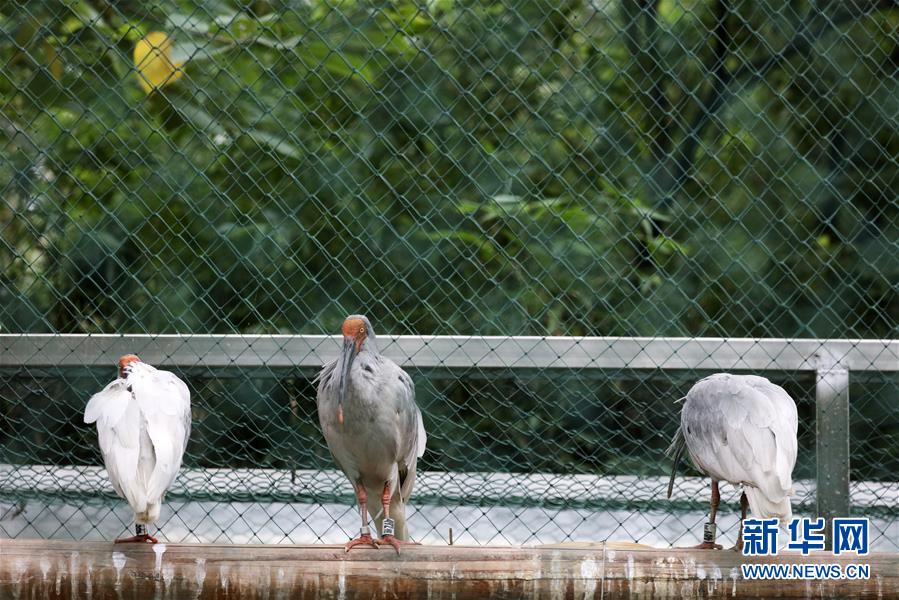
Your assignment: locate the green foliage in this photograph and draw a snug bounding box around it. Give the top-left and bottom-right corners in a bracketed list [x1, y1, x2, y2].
[2, 0, 896, 337]
[1, 1, 897, 483]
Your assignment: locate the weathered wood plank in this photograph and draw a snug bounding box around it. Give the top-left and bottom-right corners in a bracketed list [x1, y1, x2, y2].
[0, 539, 894, 599]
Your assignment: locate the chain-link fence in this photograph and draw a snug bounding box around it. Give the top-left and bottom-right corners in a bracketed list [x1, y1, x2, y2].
[1, 1, 897, 550]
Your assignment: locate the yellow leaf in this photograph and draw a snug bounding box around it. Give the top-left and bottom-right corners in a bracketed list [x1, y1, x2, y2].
[133, 32, 184, 94]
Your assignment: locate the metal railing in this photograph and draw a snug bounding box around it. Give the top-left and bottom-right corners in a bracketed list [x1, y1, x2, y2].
[5, 334, 898, 370]
[2, 0, 897, 551]
[4, 334, 896, 541]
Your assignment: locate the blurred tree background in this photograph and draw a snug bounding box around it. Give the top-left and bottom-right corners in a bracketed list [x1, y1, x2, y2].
[1, 0, 897, 495]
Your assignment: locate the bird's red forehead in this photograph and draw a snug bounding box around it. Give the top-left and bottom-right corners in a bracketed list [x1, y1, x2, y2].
[341, 318, 366, 339]
[118, 354, 141, 369]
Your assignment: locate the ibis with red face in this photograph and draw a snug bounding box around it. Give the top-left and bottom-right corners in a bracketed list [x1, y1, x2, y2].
[316, 315, 427, 553]
[83, 355, 191, 544]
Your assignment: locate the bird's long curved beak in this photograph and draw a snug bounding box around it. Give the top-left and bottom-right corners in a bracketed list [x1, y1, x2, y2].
[337, 336, 356, 421]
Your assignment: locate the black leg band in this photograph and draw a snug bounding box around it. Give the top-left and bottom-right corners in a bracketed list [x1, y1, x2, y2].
[703, 522, 716, 544]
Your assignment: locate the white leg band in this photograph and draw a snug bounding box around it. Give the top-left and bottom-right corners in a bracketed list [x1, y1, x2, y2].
[381, 517, 395, 537]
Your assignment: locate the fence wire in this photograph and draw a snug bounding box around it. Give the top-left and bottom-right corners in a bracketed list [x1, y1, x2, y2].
[1, 1, 897, 550]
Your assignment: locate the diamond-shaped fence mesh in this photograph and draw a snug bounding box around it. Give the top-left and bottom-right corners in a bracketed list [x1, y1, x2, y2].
[1, 1, 897, 550]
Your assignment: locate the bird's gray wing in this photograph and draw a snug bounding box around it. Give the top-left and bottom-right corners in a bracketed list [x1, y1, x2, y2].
[745, 376, 798, 492]
[666, 424, 686, 499]
[315, 359, 359, 481]
[395, 368, 425, 503]
[665, 394, 689, 498]
[683, 374, 795, 500]
[683, 375, 757, 481]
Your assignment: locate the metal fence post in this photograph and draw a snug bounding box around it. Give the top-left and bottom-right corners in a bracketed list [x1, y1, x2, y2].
[815, 347, 850, 548]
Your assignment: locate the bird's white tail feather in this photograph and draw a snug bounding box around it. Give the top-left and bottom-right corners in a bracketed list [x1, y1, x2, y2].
[146, 441, 179, 504]
[744, 486, 792, 524]
[115, 483, 147, 518]
[400, 466, 417, 504]
[135, 501, 161, 525]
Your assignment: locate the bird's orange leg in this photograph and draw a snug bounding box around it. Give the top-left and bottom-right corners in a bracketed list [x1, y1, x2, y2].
[692, 480, 723, 550]
[733, 491, 749, 552]
[345, 481, 378, 552]
[376, 482, 418, 554]
[115, 524, 158, 544]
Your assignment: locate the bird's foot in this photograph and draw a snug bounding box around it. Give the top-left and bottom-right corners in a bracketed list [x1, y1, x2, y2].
[345, 533, 379, 553]
[377, 535, 418, 555]
[688, 522, 722, 549]
[114, 534, 158, 544]
[691, 541, 723, 550]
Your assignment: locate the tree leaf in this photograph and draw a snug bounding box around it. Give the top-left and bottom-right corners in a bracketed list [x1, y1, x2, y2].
[133, 32, 185, 94]
[243, 129, 302, 160]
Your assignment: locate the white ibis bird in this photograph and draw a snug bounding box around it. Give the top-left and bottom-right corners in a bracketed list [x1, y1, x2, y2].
[83, 354, 191, 544]
[316, 315, 427, 553]
[667, 373, 798, 549]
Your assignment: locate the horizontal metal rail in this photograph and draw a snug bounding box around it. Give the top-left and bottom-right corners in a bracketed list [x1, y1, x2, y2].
[1, 334, 897, 371]
[3, 334, 896, 540]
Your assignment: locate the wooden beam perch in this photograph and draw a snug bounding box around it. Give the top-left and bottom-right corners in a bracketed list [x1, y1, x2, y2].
[0, 539, 895, 599]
